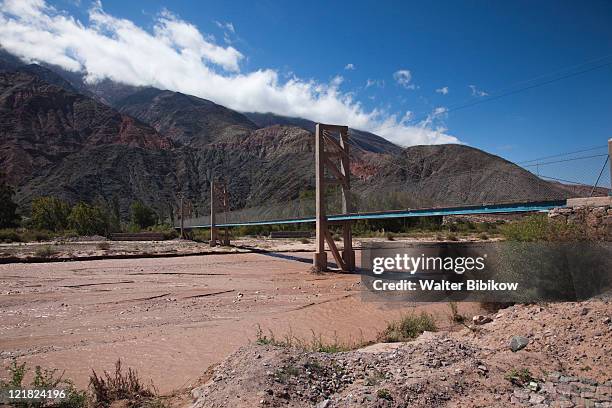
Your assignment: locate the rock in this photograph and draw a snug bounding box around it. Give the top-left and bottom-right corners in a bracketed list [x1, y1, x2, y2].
[528, 381, 540, 391]
[509, 335, 529, 352]
[472, 315, 492, 325]
[316, 399, 331, 408]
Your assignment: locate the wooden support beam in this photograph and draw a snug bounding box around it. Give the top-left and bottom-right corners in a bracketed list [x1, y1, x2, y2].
[324, 229, 346, 271]
[323, 156, 349, 188]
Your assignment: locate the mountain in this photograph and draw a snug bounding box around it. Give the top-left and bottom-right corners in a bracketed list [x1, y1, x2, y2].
[0, 50, 578, 221]
[244, 112, 402, 155]
[359, 144, 570, 209]
[115, 88, 257, 147]
[0, 71, 172, 187]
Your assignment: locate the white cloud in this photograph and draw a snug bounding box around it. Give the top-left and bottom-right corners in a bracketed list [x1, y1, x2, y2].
[344, 63, 355, 70]
[214, 20, 235, 33]
[435, 86, 449, 95]
[0, 0, 459, 146]
[393, 69, 416, 90]
[365, 78, 384, 89]
[433, 106, 448, 115]
[469, 84, 488, 97]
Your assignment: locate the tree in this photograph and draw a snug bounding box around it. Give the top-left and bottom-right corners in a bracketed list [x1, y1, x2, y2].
[0, 177, 18, 228]
[130, 201, 157, 229]
[69, 202, 109, 236]
[31, 197, 70, 231]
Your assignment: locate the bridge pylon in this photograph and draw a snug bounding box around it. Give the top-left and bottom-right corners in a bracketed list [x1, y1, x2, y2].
[313, 123, 355, 272]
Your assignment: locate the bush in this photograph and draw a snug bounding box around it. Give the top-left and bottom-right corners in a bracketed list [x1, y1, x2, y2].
[377, 388, 392, 401]
[377, 312, 437, 342]
[34, 245, 57, 258]
[69, 202, 109, 236]
[0, 229, 21, 243]
[500, 214, 584, 242]
[0, 176, 18, 228]
[504, 368, 535, 386]
[0, 360, 87, 408]
[448, 301, 466, 324]
[89, 360, 157, 408]
[130, 202, 157, 230]
[31, 197, 71, 232]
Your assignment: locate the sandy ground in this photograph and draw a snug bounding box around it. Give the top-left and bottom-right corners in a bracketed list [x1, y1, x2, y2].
[0, 249, 485, 394]
[0, 234, 495, 262]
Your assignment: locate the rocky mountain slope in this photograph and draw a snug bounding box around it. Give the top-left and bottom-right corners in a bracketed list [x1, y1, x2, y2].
[0, 49, 574, 220]
[244, 111, 402, 155]
[0, 71, 172, 187]
[116, 88, 257, 147]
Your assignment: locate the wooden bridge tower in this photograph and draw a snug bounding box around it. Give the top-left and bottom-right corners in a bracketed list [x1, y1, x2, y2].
[313, 123, 355, 272]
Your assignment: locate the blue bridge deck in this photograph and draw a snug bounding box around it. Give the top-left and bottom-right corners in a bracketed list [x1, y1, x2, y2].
[181, 200, 566, 229]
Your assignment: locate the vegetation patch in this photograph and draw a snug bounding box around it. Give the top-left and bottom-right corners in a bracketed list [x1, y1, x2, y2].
[34, 245, 58, 258]
[0, 360, 87, 408]
[89, 360, 161, 408]
[377, 312, 437, 343]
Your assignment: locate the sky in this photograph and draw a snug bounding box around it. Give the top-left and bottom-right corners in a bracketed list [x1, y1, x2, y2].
[0, 0, 611, 164]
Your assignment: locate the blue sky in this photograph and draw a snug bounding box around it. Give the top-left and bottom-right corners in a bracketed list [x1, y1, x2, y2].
[3, 0, 612, 164]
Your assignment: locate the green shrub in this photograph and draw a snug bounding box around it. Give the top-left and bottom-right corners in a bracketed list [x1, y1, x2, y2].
[504, 368, 535, 386]
[446, 233, 458, 241]
[0, 229, 21, 243]
[0, 176, 18, 228]
[69, 202, 109, 236]
[377, 312, 437, 342]
[377, 388, 392, 400]
[31, 197, 70, 232]
[130, 202, 157, 230]
[0, 360, 87, 408]
[500, 214, 584, 242]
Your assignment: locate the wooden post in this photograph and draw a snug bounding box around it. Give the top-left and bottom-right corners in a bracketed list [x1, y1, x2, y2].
[313, 124, 328, 270]
[339, 130, 355, 271]
[222, 181, 230, 246]
[179, 194, 184, 239]
[210, 179, 217, 247]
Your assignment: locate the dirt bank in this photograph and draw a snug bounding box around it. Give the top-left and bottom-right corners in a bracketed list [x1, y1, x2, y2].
[191, 298, 612, 407]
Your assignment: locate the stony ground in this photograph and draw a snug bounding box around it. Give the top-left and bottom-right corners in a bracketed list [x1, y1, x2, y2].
[190, 298, 612, 408]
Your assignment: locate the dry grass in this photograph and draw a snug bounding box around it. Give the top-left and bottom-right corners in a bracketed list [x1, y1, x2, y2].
[377, 312, 437, 343]
[89, 360, 161, 408]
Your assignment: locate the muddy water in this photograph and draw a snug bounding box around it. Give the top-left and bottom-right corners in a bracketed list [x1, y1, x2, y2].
[0, 251, 483, 393]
